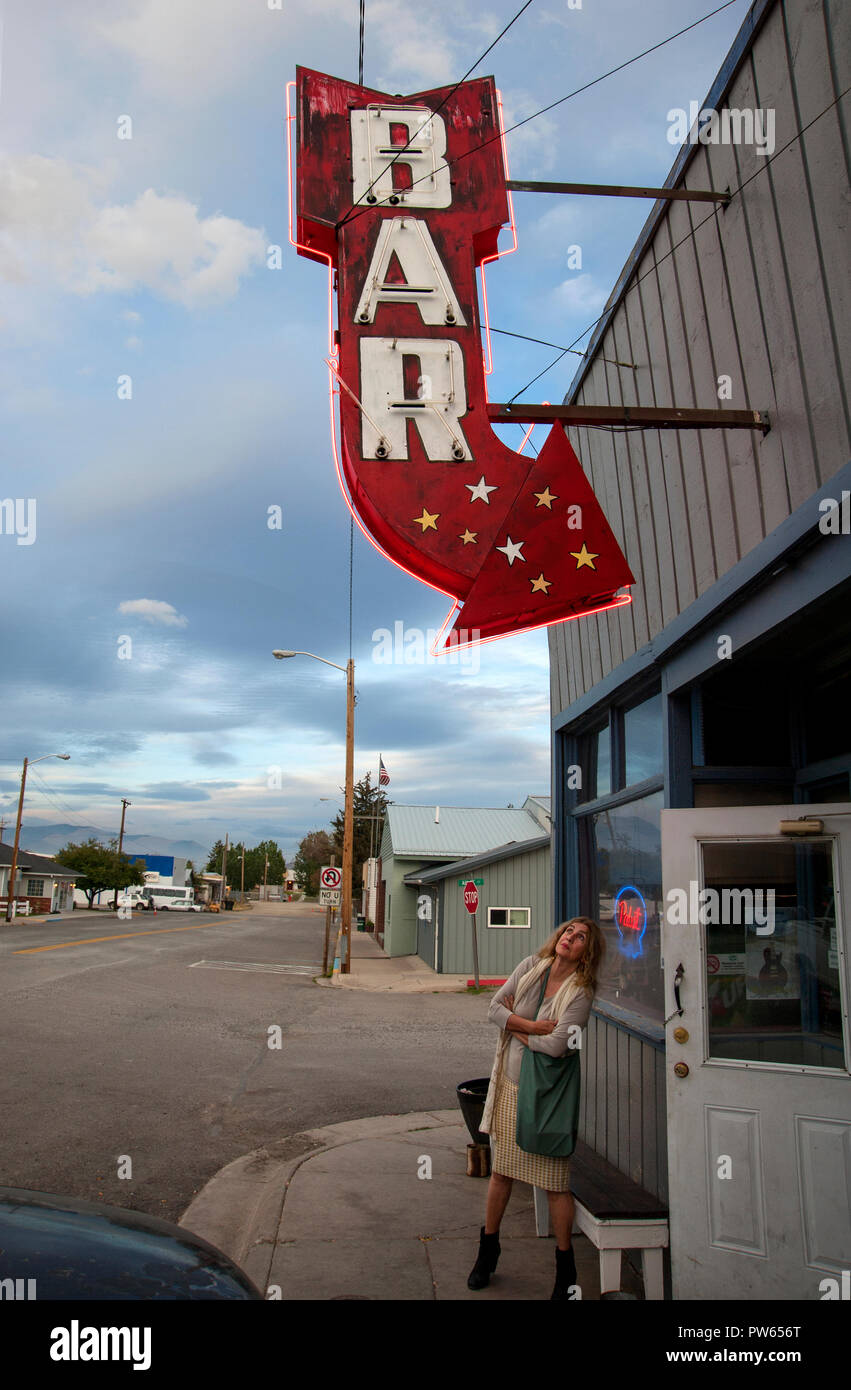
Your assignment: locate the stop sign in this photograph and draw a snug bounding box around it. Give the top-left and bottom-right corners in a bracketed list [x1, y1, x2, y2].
[463, 882, 479, 914]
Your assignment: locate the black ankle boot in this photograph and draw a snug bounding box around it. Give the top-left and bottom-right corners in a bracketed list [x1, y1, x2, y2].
[467, 1227, 501, 1290]
[550, 1245, 577, 1300]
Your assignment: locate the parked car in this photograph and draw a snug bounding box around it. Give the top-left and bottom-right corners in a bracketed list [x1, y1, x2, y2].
[0, 1188, 263, 1299]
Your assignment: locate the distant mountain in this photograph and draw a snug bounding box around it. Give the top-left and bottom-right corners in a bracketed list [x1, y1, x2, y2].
[15, 823, 209, 864]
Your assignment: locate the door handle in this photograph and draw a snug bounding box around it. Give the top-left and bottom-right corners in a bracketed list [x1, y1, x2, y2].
[665, 963, 685, 1025]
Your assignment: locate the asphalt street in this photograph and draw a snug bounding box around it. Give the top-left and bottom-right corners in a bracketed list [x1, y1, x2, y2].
[1, 903, 494, 1223]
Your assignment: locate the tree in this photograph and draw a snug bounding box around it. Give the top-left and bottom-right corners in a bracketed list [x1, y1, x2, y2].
[205, 840, 228, 873]
[56, 839, 146, 908]
[294, 829, 335, 898]
[242, 840, 286, 891]
[329, 772, 389, 902]
[205, 840, 286, 892]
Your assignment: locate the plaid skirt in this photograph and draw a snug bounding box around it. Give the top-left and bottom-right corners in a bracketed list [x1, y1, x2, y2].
[490, 1075, 572, 1191]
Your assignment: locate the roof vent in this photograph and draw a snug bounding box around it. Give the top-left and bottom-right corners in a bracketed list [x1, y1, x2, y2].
[434, 806, 440, 823]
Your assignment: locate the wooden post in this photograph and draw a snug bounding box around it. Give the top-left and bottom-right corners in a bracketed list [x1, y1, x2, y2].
[341, 659, 355, 974]
[5, 758, 29, 922]
[112, 797, 131, 911]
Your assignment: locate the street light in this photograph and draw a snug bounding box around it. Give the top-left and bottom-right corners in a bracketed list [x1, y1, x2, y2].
[272, 648, 354, 973]
[5, 754, 71, 923]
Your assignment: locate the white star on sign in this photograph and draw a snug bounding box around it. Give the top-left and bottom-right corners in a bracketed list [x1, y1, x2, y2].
[496, 536, 526, 566]
[466, 475, 498, 504]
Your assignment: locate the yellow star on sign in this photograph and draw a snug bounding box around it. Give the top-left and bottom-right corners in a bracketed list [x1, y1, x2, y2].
[570, 543, 598, 570]
[459, 529, 477, 545]
[413, 508, 439, 532]
[530, 573, 552, 594]
[534, 487, 558, 509]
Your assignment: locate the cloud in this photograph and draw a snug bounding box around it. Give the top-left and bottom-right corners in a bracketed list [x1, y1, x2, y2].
[118, 599, 188, 627]
[0, 155, 265, 307]
[499, 90, 559, 177]
[137, 783, 212, 802]
[553, 272, 609, 317]
[369, 0, 458, 88]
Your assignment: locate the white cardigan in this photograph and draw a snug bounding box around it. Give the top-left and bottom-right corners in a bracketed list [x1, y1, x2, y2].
[479, 954, 592, 1135]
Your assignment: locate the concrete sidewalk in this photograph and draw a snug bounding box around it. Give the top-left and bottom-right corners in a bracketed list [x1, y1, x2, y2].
[317, 925, 472, 993]
[181, 1110, 642, 1301]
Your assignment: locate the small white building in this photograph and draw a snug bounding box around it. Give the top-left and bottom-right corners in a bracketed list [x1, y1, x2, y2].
[0, 845, 76, 915]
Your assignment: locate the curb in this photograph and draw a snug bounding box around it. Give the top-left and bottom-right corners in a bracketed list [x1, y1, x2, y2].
[179, 1110, 462, 1291]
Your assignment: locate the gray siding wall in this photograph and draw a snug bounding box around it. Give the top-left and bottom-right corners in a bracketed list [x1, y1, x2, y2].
[438, 845, 553, 975]
[580, 1014, 669, 1203]
[549, 0, 850, 714]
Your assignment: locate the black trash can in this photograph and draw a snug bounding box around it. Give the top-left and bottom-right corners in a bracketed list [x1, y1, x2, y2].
[223, 898, 234, 911]
[456, 1078, 491, 1146]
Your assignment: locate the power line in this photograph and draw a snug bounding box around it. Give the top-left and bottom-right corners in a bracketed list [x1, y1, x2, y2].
[488, 0, 739, 149]
[490, 324, 636, 369]
[337, 0, 536, 227]
[505, 84, 850, 402]
[338, 0, 740, 231]
[26, 770, 98, 833]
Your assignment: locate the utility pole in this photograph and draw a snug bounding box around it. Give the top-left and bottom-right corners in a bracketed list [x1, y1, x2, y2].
[240, 848, 245, 903]
[221, 833, 229, 904]
[0, 816, 5, 844]
[263, 854, 269, 900]
[4, 753, 70, 923]
[113, 798, 131, 911]
[5, 759, 30, 924]
[341, 658, 355, 973]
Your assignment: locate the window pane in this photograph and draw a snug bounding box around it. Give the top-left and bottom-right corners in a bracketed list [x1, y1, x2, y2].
[624, 694, 662, 785]
[578, 724, 610, 803]
[597, 724, 611, 798]
[702, 838, 843, 1068]
[489, 908, 508, 926]
[585, 790, 664, 1022]
[509, 908, 530, 927]
[803, 667, 851, 764]
[701, 662, 790, 766]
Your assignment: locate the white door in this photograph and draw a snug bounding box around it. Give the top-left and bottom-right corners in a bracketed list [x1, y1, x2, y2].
[661, 803, 851, 1300]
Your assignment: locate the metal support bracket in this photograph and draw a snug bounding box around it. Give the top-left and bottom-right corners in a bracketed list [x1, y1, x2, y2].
[488, 403, 770, 433]
[506, 179, 730, 205]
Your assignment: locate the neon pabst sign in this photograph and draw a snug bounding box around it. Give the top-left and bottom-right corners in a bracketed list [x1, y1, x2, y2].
[613, 885, 648, 958]
[290, 69, 634, 648]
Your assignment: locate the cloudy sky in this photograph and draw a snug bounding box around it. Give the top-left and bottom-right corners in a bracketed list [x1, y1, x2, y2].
[0, 0, 750, 863]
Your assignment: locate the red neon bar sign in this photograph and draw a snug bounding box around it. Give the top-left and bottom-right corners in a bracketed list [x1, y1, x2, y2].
[293, 68, 634, 647]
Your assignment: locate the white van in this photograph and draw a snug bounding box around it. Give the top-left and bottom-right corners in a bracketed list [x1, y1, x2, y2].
[141, 886, 197, 912]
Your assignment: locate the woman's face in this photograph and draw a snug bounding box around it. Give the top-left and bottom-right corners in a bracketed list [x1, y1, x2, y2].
[556, 921, 589, 967]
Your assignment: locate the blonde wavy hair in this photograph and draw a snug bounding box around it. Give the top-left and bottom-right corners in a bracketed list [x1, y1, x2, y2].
[537, 917, 604, 995]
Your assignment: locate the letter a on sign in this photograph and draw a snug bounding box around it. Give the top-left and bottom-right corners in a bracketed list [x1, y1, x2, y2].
[293, 69, 634, 647]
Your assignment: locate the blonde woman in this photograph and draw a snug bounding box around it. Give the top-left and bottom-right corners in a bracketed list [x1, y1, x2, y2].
[468, 918, 604, 1299]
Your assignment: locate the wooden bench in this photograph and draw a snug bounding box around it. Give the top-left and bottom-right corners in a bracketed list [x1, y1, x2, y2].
[533, 1141, 668, 1300]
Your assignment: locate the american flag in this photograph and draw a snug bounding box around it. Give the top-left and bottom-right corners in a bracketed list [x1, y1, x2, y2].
[379, 758, 390, 787]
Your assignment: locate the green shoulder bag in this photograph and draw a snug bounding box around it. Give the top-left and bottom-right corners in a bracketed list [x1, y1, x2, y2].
[515, 968, 581, 1159]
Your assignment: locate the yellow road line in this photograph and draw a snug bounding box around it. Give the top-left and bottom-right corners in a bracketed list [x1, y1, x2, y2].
[13, 921, 237, 954]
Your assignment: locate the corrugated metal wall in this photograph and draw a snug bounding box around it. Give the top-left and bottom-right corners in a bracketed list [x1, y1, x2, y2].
[549, 0, 850, 713]
[438, 845, 553, 975]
